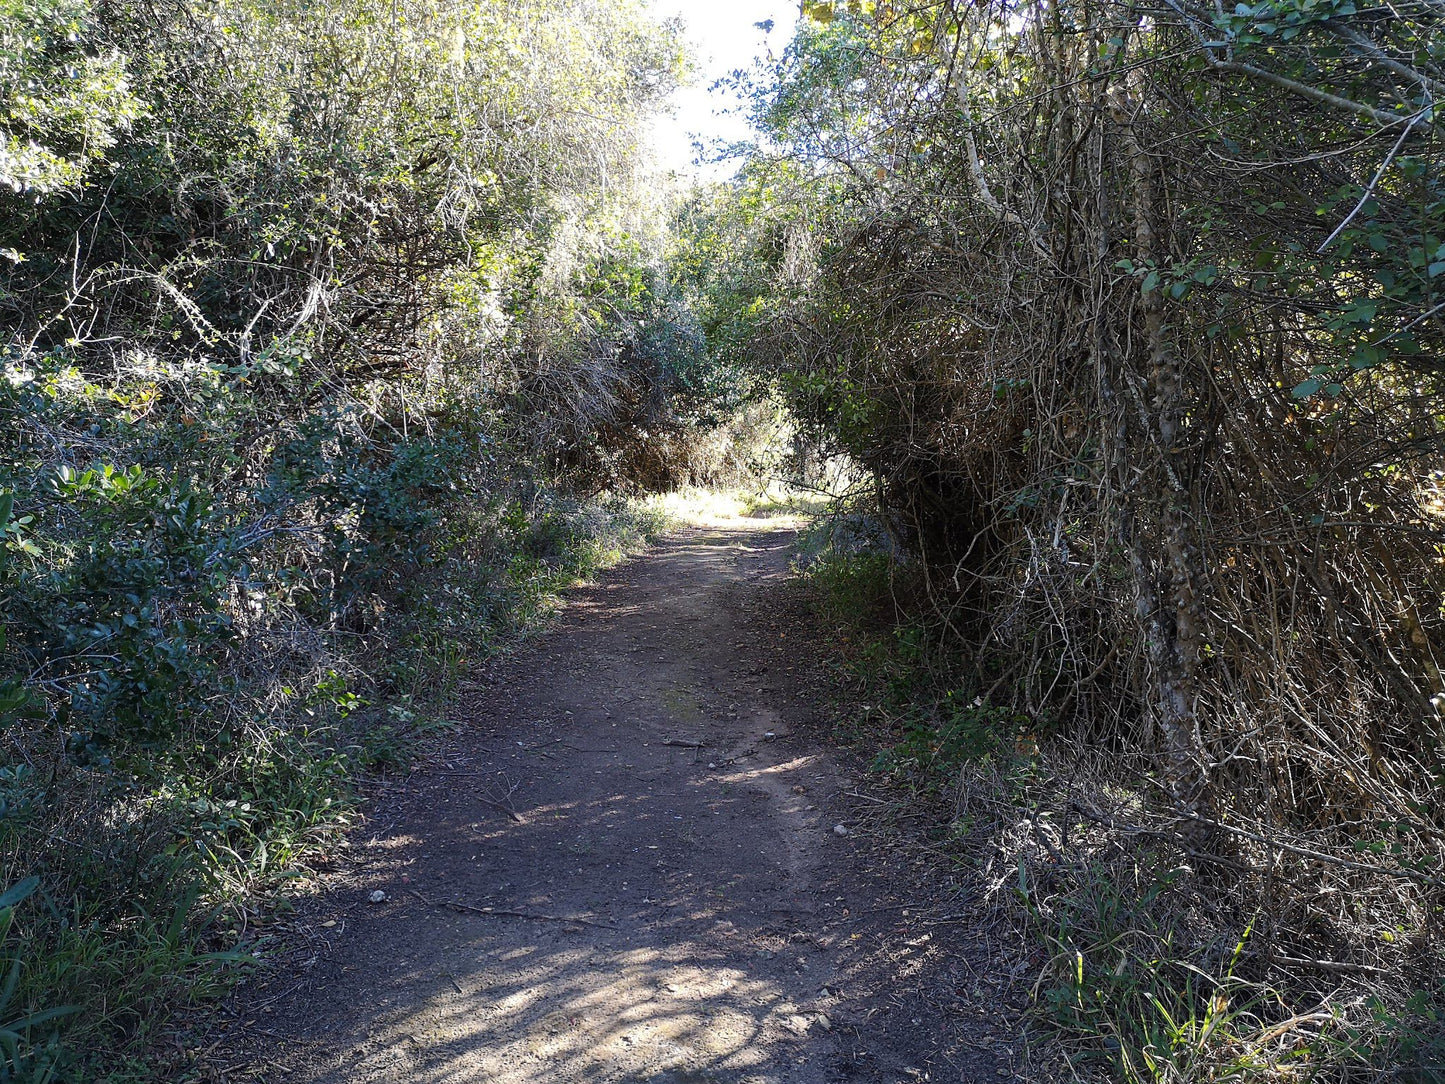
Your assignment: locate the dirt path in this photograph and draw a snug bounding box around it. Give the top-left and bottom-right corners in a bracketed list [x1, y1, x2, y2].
[222, 523, 1022, 1083]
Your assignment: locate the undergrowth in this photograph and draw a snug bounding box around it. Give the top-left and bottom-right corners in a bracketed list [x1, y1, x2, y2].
[797, 516, 1445, 1083]
[0, 491, 670, 1082]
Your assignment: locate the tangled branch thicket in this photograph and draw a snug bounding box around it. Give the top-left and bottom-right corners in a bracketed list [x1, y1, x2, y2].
[696, 0, 1445, 1073]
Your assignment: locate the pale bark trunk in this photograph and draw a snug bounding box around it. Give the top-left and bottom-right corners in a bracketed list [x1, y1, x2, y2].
[1108, 82, 1214, 836]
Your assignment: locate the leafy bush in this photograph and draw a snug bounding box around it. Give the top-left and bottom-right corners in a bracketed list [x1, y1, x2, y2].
[0, 0, 726, 1072]
[871, 695, 1025, 790]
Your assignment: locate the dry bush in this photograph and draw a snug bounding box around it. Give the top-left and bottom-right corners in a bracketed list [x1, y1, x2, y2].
[742, 0, 1445, 1070]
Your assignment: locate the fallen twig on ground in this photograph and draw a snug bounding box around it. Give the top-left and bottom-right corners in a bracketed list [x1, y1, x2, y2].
[406, 889, 616, 930]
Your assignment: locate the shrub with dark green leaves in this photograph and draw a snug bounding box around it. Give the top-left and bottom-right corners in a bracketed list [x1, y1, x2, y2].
[0, 0, 714, 1073]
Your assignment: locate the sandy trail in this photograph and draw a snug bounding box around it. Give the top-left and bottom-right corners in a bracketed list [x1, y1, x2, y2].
[227, 523, 1014, 1083]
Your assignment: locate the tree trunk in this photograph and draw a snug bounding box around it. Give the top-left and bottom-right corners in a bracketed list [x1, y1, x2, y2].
[1107, 78, 1215, 839]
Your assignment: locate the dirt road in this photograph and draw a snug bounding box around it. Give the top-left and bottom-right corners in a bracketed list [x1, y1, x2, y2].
[225, 523, 1019, 1083]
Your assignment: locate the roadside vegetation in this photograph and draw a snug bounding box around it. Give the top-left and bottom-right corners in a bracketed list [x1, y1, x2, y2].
[688, 0, 1445, 1078]
[7, 0, 1445, 1078]
[0, 0, 770, 1076]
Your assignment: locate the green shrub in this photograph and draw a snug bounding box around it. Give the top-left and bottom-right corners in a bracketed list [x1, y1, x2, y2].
[0, 0, 706, 1069]
[871, 694, 1025, 789]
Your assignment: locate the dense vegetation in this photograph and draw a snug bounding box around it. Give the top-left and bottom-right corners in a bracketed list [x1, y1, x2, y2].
[0, 0, 765, 1075]
[687, 0, 1445, 1077]
[6, 0, 1445, 1077]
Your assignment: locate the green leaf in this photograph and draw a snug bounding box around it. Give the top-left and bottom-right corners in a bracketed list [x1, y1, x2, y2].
[0, 685, 28, 719]
[1346, 299, 1377, 324]
[0, 877, 39, 910]
[1351, 343, 1381, 369]
[1141, 270, 1160, 294]
[4, 1005, 80, 1032]
[1292, 378, 1322, 399]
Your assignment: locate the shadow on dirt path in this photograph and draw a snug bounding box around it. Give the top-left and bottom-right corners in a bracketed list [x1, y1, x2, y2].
[219, 522, 1023, 1083]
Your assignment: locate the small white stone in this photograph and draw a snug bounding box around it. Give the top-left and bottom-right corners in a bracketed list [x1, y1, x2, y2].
[832, 824, 849, 837]
[369, 890, 388, 904]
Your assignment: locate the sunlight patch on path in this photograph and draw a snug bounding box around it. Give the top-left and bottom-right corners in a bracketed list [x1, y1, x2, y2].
[322, 940, 822, 1084]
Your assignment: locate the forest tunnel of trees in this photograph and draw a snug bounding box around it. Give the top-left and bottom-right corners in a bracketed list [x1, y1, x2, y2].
[2, 0, 1444, 1076]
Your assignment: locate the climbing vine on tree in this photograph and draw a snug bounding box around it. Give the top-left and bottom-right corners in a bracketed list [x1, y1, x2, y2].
[689, 0, 1445, 1073]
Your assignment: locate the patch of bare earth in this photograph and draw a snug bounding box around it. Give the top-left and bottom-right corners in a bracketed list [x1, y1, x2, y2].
[209, 523, 1033, 1083]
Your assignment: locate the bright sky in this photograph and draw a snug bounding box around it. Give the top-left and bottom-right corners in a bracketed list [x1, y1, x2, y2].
[647, 0, 800, 180]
